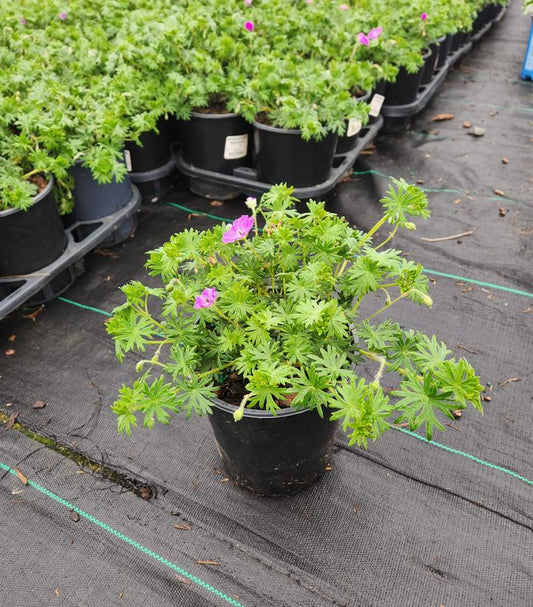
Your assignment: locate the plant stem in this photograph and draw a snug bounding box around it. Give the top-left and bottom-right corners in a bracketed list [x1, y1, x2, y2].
[357, 214, 390, 250]
[197, 361, 235, 378]
[363, 292, 407, 322]
[21, 168, 41, 180]
[375, 225, 399, 250]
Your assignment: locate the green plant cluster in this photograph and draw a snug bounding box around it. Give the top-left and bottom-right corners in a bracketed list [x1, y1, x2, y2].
[0, 0, 505, 210]
[107, 181, 483, 446]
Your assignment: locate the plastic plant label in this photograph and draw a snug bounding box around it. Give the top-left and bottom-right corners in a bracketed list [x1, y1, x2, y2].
[369, 94, 385, 117]
[124, 149, 133, 172]
[346, 119, 362, 138]
[224, 134, 249, 160]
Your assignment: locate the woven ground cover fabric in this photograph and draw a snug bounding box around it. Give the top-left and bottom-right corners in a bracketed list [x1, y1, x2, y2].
[1, 2, 532, 605]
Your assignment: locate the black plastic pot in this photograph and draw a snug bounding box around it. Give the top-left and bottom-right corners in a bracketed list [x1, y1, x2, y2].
[385, 48, 432, 106]
[0, 175, 66, 277]
[181, 112, 252, 175]
[253, 121, 337, 187]
[421, 39, 443, 85]
[208, 398, 339, 496]
[450, 31, 466, 52]
[336, 91, 372, 155]
[437, 34, 454, 69]
[70, 161, 135, 246]
[125, 116, 176, 173]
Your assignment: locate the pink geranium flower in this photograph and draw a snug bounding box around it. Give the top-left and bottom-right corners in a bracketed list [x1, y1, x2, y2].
[194, 288, 218, 310]
[357, 32, 370, 46]
[222, 215, 255, 244]
[59, 11, 67, 20]
[420, 13, 428, 21]
[244, 20, 254, 32]
[244, 0, 252, 5]
[339, 3, 349, 9]
[20, 16, 27, 25]
[368, 26, 382, 40]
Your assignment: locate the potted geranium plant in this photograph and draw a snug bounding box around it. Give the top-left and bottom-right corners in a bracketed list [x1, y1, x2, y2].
[107, 181, 483, 496]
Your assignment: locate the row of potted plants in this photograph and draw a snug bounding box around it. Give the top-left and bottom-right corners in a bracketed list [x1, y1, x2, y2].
[0, 0, 507, 216]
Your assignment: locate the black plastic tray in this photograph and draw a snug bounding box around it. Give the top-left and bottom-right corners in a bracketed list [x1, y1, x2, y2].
[129, 154, 178, 202]
[176, 115, 384, 200]
[381, 4, 507, 124]
[0, 185, 141, 320]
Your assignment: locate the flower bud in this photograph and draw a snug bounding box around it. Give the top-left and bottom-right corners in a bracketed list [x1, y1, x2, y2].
[422, 294, 433, 308]
[404, 221, 416, 231]
[135, 361, 145, 372]
[245, 196, 257, 211]
[233, 407, 244, 422]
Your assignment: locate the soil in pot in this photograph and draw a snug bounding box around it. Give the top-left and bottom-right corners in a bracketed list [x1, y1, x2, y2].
[181, 111, 252, 175]
[385, 48, 432, 106]
[254, 118, 337, 187]
[209, 375, 338, 496]
[0, 174, 67, 277]
[335, 91, 371, 155]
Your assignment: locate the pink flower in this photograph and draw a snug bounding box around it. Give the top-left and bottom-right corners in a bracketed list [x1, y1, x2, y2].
[222, 215, 254, 244]
[59, 11, 67, 20]
[20, 16, 27, 25]
[357, 32, 370, 46]
[368, 26, 382, 40]
[420, 13, 428, 21]
[305, 0, 312, 3]
[339, 3, 349, 9]
[244, 20, 254, 32]
[244, 0, 252, 5]
[194, 287, 218, 310]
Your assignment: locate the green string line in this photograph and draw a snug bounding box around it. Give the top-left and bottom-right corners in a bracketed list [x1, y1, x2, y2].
[352, 169, 529, 204]
[393, 427, 533, 487]
[423, 269, 533, 299]
[57, 297, 112, 317]
[166, 202, 236, 223]
[0, 460, 245, 607]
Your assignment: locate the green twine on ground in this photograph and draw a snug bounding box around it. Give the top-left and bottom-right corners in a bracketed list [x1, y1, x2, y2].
[0, 460, 245, 607]
[423, 269, 533, 299]
[393, 427, 533, 487]
[58, 297, 112, 317]
[166, 202, 237, 223]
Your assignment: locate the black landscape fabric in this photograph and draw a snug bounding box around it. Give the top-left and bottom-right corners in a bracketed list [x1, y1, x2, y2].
[1, 2, 532, 606]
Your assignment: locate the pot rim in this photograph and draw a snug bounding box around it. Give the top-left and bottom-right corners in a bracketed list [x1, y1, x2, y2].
[191, 110, 240, 120]
[253, 120, 337, 139]
[0, 173, 54, 218]
[211, 396, 316, 419]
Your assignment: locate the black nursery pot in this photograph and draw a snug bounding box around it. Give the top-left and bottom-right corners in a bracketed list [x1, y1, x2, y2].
[253, 121, 337, 187]
[385, 48, 432, 106]
[208, 399, 339, 496]
[421, 39, 442, 85]
[436, 34, 453, 69]
[125, 116, 176, 173]
[450, 31, 466, 52]
[181, 112, 252, 175]
[0, 175, 66, 277]
[70, 161, 135, 246]
[335, 91, 371, 155]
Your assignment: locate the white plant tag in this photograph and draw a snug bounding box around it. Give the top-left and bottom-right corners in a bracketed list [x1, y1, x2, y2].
[124, 149, 133, 172]
[346, 119, 362, 138]
[224, 134, 249, 160]
[369, 94, 385, 117]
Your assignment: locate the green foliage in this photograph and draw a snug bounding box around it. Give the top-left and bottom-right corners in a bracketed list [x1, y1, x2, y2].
[0, 0, 500, 208]
[107, 181, 483, 445]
